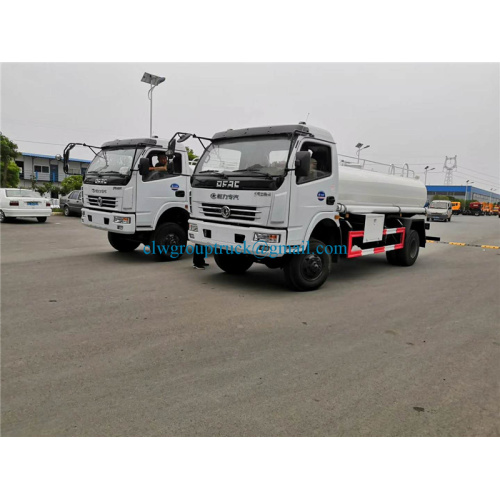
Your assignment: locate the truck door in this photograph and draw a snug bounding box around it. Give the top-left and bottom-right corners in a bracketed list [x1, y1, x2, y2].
[288, 140, 338, 245]
[135, 149, 187, 229]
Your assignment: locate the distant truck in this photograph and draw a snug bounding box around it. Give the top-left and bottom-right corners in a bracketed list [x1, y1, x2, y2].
[481, 202, 494, 215]
[61, 137, 193, 260]
[185, 123, 438, 291]
[468, 202, 483, 216]
[451, 201, 461, 215]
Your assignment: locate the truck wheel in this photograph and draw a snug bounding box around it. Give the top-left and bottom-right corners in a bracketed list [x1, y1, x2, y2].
[63, 205, 71, 216]
[108, 232, 140, 252]
[214, 252, 253, 274]
[283, 239, 330, 291]
[151, 222, 187, 261]
[37, 217, 47, 223]
[387, 229, 420, 267]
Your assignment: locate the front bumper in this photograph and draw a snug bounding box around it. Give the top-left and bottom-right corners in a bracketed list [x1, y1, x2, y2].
[2, 208, 52, 218]
[428, 213, 448, 221]
[81, 208, 135, 234]
[188, 219, 289, 257]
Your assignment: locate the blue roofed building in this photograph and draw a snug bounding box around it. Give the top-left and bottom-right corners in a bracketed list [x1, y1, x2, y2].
[426, 185, 500, 204]
[15, 152, 91, 187]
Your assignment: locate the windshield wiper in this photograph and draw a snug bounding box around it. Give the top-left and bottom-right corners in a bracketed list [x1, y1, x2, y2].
[195, 170, 227, 177]
[100, 170, 128, 176]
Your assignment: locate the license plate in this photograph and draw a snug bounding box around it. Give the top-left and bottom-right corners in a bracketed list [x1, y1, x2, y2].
[27, 202, 39, 206]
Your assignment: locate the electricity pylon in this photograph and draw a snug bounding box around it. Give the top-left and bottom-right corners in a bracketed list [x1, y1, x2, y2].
[443, 156, 457, 185]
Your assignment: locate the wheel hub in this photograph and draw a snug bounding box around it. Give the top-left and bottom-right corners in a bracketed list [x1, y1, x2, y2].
[301, 254, 323, 281]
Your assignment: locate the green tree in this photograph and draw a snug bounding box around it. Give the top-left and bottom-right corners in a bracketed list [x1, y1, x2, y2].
[186, 147, 198, 162]
[60, 175, 83, 195]
[34, 184, 49, 196]
[5, 161, 21, 188]
[1, 133, 19, 187]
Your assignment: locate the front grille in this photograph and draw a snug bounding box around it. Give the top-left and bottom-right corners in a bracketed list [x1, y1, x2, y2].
[201, 203, 260, 221]
[87, 195, 117, 208]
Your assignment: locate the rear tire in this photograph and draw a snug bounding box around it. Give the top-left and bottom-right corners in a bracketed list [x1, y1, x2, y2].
[63, 205, 71, 217]
[108, 232, 140, 252]
[387, 229, 420, 267]
[214, 252, 253, 274]
[150, 222, 187, 261]
[37, 217, 47, 223]
[0, 210, 6, 223]
[283, 239, 330, 291]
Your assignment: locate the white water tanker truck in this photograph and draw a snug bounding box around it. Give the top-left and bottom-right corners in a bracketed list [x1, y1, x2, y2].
[178, 123, 438, 291]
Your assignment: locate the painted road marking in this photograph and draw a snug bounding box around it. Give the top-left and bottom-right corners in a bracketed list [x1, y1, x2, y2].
[426, 240, 500, 250]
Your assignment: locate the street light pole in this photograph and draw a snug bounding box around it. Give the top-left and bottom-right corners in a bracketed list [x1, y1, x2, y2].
[141, 72, 166, 138]
[489, 188, 497, 204]
[355, 143, 370, 162]
[424, 166, 435, 185]
[464, 180, 474, 207]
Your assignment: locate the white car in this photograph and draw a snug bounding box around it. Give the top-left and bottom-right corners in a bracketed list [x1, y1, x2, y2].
[0, 188, 52, 223]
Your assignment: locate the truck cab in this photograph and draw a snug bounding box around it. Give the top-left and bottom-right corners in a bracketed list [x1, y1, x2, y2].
[68, 137, 192, 259]
[451, 201, 461, 215]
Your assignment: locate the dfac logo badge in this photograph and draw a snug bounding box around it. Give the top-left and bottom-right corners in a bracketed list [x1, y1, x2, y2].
[317, 191, 326, 201]
[170, 183, 179, 191]
[221, 206, 231, 219]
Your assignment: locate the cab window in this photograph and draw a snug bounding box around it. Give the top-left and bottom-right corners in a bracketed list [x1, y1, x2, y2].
[142, 150, 182, 182]
[297, 142, 332, 184]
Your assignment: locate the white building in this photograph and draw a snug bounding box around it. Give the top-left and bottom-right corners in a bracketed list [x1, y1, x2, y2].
[15, 152, 91, 187]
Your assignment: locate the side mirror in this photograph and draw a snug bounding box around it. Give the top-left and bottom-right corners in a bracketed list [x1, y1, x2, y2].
[178, 133, 192, 143]
[62, 151, 70, 174]
[167, 138, 176, 158]
[295, 151, 311, 177]
[138, 158, 150, 176]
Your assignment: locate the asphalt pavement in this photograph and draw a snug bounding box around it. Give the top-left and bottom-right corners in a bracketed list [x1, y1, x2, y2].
[1, 214, 499, 436]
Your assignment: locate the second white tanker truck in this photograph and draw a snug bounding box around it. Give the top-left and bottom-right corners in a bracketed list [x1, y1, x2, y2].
[181, 123, 438, 291]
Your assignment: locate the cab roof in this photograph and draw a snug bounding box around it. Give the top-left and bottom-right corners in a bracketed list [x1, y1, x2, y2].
[211, 124, 335, 143]
[101, 138, 185, 150]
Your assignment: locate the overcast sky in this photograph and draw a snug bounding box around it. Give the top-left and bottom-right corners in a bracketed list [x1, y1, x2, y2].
[1, 63, 498, 190]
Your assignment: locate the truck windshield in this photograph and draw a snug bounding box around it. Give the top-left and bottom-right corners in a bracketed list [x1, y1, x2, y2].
[429, 201, 449, 209]
[194, 137, 291, 177]
[87, 148, 139, 176]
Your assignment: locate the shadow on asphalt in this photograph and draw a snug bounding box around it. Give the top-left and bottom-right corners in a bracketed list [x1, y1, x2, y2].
[87, 246, 398, 292]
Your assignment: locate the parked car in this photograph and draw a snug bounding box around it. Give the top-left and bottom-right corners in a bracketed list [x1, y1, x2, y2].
[0, 188, 52, 223]
[60, 190, 83, 216]
[426, 200, 452, 222]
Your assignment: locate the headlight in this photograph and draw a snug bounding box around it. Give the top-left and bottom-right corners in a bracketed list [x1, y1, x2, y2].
[253, 233, 280, 243]
[113, 216, 131, 224]
[189, 223, 198, 232]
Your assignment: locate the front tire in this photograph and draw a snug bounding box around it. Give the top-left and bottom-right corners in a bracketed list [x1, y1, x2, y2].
[63, 205, 71, 217]
[150, 222, 187, 261]
[37, 217, 47, 223]
[214, 252, 253, 274]
[283, 239, 330, 291]
[108, 232, 141, 252]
